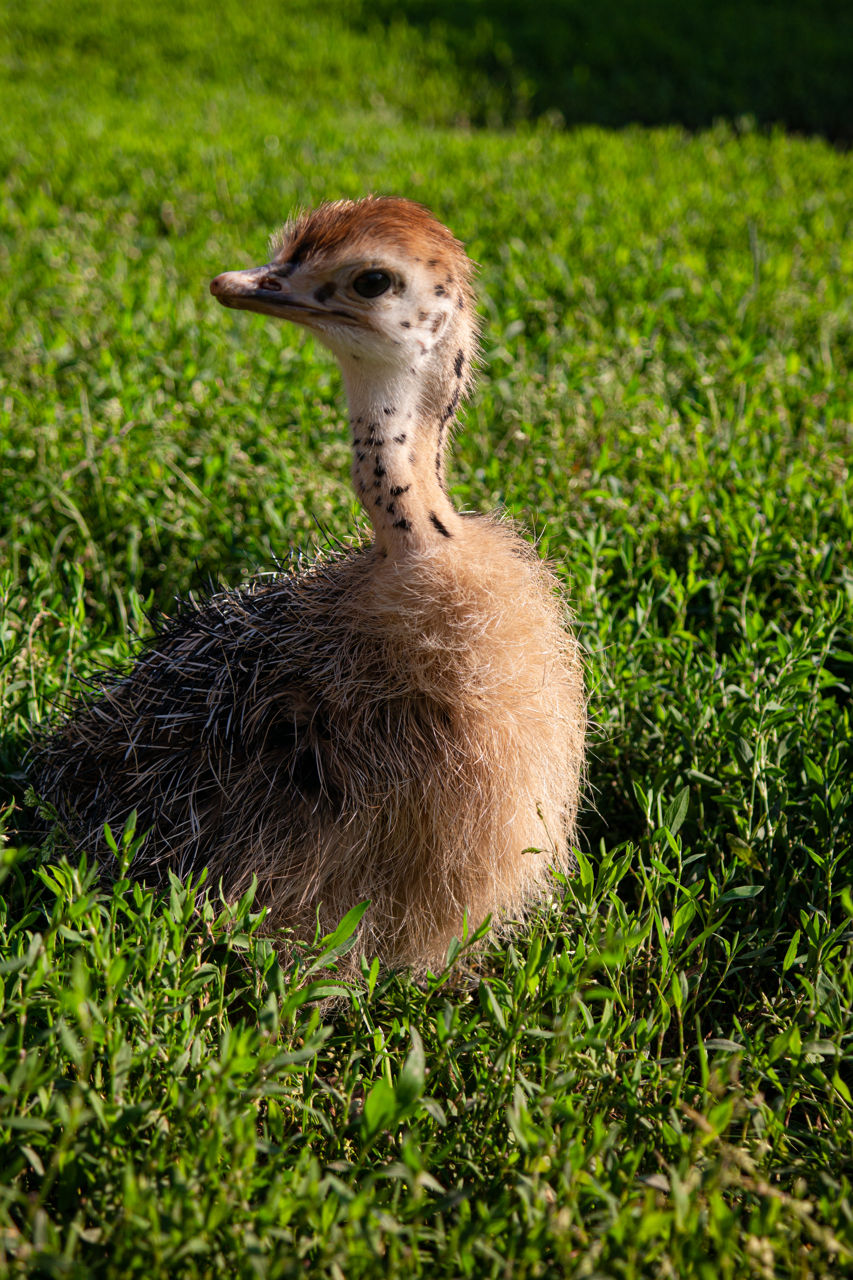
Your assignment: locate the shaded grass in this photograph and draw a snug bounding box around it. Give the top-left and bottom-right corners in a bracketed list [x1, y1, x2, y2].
[354, 0, 853, 138]
[1, 2, 852, 1275]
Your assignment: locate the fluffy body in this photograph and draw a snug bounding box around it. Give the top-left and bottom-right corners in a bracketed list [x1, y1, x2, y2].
[32, 197, 586, 971]
[35, 520, 583, 969]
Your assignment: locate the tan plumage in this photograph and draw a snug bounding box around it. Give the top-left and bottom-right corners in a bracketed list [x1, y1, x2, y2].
[32, 197, 585, 972]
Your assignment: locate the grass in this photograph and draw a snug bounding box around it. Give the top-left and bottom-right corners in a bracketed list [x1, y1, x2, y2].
[1, 2, 852, 1275]
[354, 0, 853, 138]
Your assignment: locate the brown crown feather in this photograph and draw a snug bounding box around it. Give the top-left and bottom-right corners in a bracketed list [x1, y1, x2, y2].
[271, 197, 476, 299]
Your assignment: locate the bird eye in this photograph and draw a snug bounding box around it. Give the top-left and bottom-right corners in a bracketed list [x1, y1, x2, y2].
[352, 270, 392, 298]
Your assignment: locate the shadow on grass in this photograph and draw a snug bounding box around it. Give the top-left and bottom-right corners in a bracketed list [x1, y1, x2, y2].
[354, 0, 853, 141]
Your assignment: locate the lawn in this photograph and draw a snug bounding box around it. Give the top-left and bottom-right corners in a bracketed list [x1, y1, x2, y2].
[1, 2, 852, 1276]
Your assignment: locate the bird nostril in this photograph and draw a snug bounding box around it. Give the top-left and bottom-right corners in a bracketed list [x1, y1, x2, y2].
[261, 275, 282, 292]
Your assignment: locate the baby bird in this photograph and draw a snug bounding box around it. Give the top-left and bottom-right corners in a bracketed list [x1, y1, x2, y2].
[33, 197, 585, 972]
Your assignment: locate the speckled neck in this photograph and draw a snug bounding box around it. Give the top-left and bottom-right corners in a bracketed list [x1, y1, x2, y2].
[339, 341, 471, 557]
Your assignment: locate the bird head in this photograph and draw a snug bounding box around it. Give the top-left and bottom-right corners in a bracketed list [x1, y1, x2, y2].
[210, 197, 477, 382]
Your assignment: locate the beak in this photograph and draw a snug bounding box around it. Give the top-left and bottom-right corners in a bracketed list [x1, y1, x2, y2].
[209, 264, 312, 320]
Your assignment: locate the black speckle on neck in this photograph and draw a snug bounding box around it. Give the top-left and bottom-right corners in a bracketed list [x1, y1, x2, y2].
[440, 387, 461, 424]
[429, 512, 453, 538]
[435, 429, 445, 480]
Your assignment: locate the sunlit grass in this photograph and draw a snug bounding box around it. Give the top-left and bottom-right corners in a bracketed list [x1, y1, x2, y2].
[1, 2, 852, 1276]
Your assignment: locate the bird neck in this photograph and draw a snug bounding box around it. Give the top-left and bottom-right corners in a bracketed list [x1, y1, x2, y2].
[339, 356, 464, 557]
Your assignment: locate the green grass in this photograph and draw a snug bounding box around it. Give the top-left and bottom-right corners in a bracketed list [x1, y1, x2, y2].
[354, 0, 853, 138]
[2, 2, 853, 1276]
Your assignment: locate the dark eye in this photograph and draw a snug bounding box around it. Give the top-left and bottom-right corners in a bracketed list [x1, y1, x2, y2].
[352, 270, 392, 298]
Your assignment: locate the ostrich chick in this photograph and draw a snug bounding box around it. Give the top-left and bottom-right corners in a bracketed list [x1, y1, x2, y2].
[33, 198, 585, 972]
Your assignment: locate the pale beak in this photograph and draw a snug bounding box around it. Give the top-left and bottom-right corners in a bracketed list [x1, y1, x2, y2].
[209, 265, 359, 329]
[209, 264, 309, 320]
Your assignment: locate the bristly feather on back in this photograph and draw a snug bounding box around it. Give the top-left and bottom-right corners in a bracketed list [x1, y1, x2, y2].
[33, 518, 583, 972]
